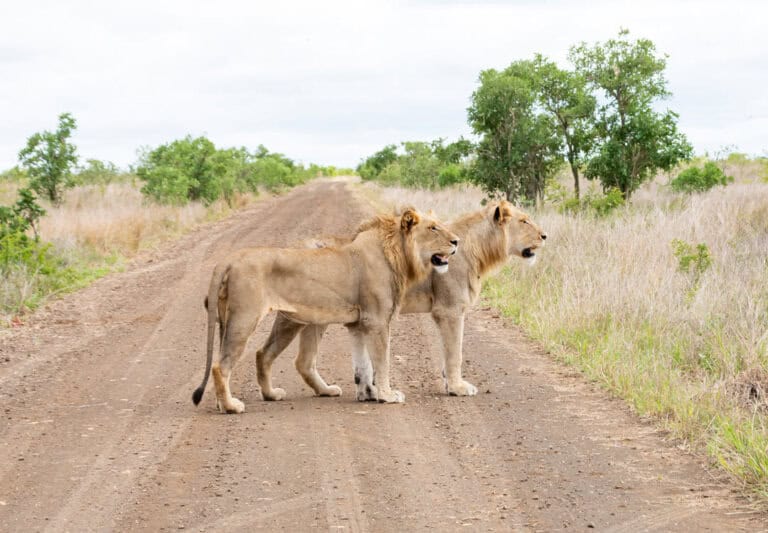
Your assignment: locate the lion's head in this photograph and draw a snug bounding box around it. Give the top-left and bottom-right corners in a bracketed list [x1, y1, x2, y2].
[359, 207, 459, 283]
[401, 208, 459, 276]
[454, 200, 546, 273]
[493, 200, 546, 264]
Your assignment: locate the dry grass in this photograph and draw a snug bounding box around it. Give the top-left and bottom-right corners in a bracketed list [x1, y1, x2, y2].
[2, 181, 256, 320]
[369, 177, 768, 499]
[39, 183, 251, 256]
[358, 181, 486, 220]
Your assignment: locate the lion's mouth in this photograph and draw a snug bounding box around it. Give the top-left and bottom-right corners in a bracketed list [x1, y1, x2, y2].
[522, 248, 535, 258]
[431, 254, 449, 267]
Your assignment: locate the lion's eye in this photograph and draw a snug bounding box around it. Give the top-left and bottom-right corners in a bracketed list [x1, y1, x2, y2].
[521, 219, 529, 225]
[430, 226, 437, 231]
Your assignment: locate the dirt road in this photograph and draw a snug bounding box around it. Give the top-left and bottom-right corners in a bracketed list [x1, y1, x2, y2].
[1, 180, 764, 532]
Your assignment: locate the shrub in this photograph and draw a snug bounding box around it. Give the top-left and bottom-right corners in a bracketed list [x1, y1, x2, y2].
[589, 188, 625, 216]
[671, 238, 712, 300]
[137, 136, 223, 205]
[672, 239, 712, 277]
[670, 161, 733, 193]
[438, 163, 465, 188]
[250, 156, 294, 190]
[137, 138, 318, 204]
[0, 166, 28, 183]
[556, 187, 625, 217]
[74, 159, 124, 185]
[357, 138, 473, 189]
[357, 145, 398, 181]
[0, 188, 45, 239]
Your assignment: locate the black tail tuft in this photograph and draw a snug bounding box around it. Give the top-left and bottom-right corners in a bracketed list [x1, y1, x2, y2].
[192, 386, 204, 406]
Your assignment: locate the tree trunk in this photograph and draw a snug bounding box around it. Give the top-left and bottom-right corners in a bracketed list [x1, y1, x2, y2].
[568, 154, 580, 200]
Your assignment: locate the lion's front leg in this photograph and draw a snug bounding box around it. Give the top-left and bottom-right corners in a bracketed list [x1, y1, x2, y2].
[350, 328, 376, 401]
[365, 326, 404, 404]
[433, 311, 477, 396]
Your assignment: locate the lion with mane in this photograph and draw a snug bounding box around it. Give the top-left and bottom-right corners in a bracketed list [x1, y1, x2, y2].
[259, 200, 546, 401]
[192, 208, 459, 412]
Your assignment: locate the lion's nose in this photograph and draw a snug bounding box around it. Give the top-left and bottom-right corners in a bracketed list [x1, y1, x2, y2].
[541, 233, 547, 240]
[450, 239, 459, 246]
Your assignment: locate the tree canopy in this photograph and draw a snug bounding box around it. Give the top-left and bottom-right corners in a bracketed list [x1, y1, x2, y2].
[18, 113, 79, 205]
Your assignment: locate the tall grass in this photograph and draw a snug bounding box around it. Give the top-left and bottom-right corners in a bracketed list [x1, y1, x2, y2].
[40, 183, 248, 256]
[1, 181, 254, 321]
[367, 178, 768, 498]
[359, 181, 486, 217]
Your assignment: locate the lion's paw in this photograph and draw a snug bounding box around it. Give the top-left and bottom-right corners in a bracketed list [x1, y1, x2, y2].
[356, 383, 378, 402]
[318, 385, 343, 397]
[262, 388, 286, 401]
[377, 389, 405, 403]
[447, 380, 478, 397]
[219, 397, 245, 414]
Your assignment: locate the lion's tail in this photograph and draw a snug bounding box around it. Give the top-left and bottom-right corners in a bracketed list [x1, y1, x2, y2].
[192, 264, 230, 406]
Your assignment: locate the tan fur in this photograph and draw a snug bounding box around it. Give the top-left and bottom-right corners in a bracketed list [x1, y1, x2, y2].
[260, 200, 546, 400]
[192, 208, 459, 413]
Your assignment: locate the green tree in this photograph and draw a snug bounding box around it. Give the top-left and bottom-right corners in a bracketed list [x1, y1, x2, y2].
[431, 137, 474, 165]
[467, 61, 561, 204]
[18, 113, 79, 205]
[570, 29, 692, 199]
[357, 144, 398, 180]
[533, 55, 595, 200]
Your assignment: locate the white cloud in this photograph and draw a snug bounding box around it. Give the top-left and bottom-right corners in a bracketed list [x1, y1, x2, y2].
[1, 0, 766, 170]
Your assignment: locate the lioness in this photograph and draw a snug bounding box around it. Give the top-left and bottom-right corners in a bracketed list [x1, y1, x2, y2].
[192, 208, 459, 413]
[260, 200, 546, 400]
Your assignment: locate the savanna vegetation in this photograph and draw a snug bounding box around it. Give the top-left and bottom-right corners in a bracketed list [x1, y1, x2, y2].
[359, 29, 768, 499]
[1, 114, 341, 321]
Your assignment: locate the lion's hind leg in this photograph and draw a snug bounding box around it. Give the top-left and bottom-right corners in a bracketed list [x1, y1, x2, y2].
[296, 324, 342, 397]
[214, 308, 263, 414]
[255, 313, 302, 401]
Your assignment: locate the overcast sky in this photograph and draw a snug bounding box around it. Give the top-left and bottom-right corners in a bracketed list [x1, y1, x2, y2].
[1, 0, 766, 170]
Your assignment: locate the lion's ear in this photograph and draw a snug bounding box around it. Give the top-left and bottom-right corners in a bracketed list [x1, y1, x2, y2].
[493, 203, 513, 225]
[401, 209, 420, 232]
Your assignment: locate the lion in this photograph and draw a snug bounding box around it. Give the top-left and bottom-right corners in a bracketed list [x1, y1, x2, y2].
[259, 200, 546, 401]
[191, 208, 460, 413]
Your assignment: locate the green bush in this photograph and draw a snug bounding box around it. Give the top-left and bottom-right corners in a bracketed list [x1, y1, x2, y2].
[357, 145, 398, 181]
[136, 137, 318, 205]
[670, 161, 733, 193]
[74, 159, 124, 185]
[590, 188, 625, 216]
[672, 239, 712, 276]
[0, 188, 45, 239]
[671, 239, 712, 300]
[137, 136, 223, 204]
[357, 138, 473, 189]
[0, 166, 28, 183]
[438, 163, 465, 187]
[556, 187, 625, 217]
